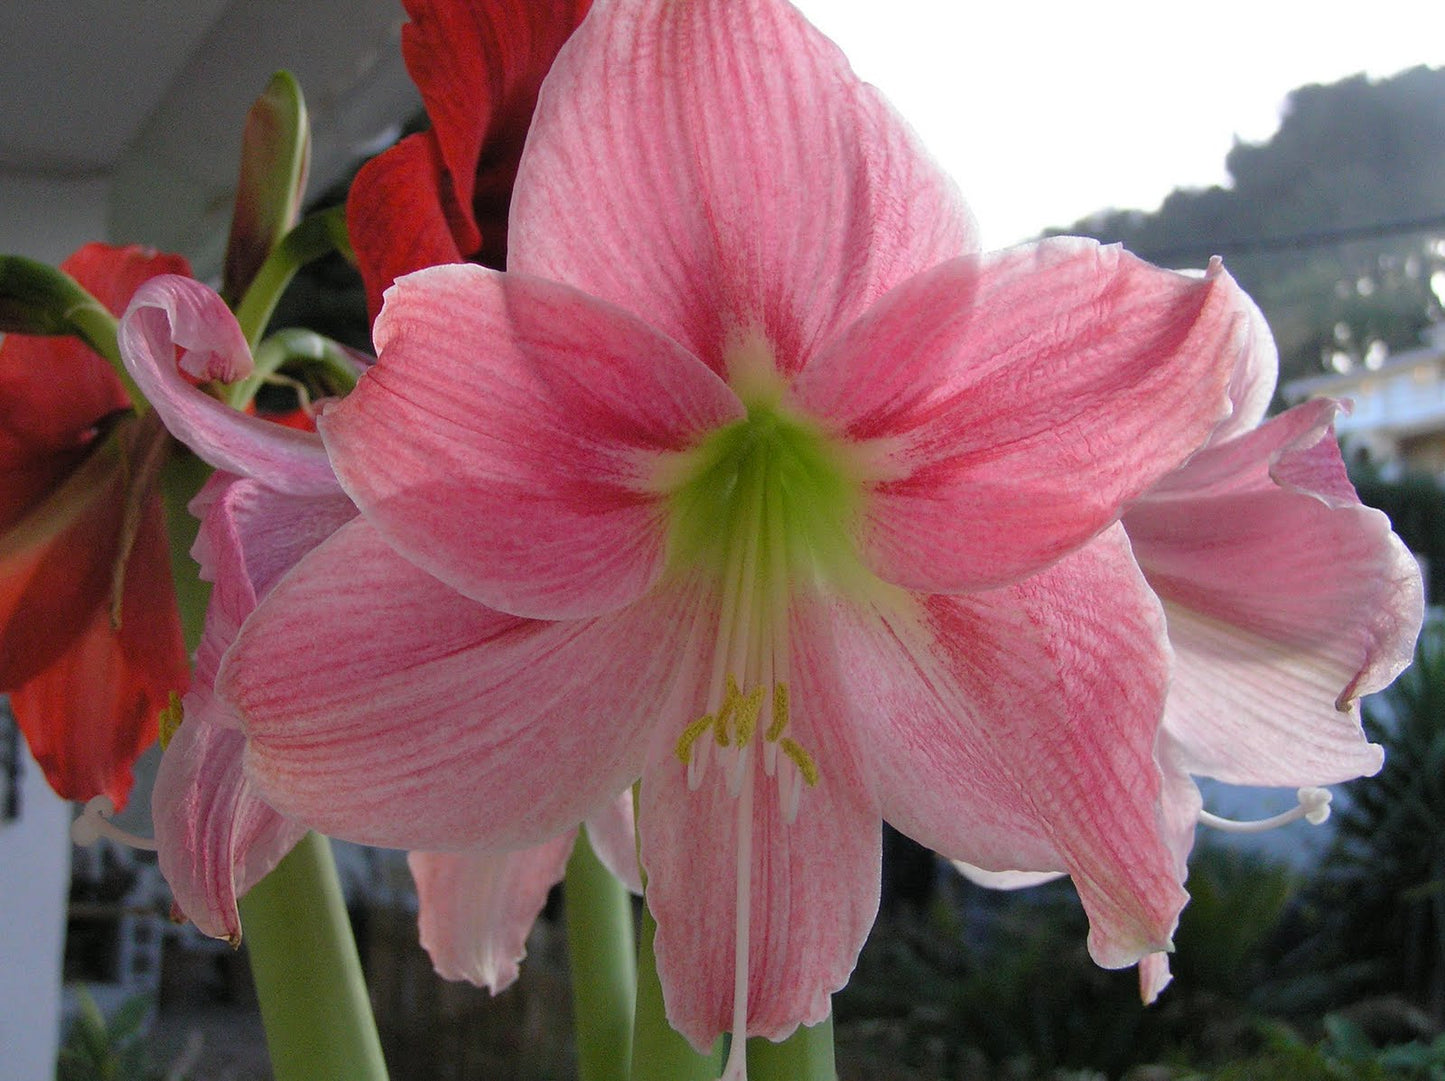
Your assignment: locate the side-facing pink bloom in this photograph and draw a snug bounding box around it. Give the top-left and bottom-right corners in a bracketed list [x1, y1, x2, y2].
[0, 243, 190, 807]
[121, 276, 641, 980]
[956, 302, 1424, 1003]
[348, 0, 592, 321]
[215, 0, 1264, 1061]
[1119, 301, 1424, 999]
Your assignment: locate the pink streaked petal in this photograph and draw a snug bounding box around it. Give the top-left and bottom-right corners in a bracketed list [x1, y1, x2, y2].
[152, 710, 306, 942]
[188, 474, 356, 710]
[510, 0, 974, 376]
[321, 263, 743, 620]
[409, 833, 575, 994]
[584, 791, 643, 895]
[1210, 282, 1278, 445]
[400, 0, 591, 259]
[226, 518, 699, 850]
[641, 677, 880, 1047]
[347, 132, 469, 325]
[118, 277, 336, 494]
[1126, 407, 1424, 786]
[795, 240, 1242, 593]
[835, 527, 1187, 967]
[1139, 952, 1173, 1005]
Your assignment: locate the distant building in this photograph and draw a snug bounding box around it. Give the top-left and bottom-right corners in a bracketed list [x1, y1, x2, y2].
[1284, 323, 1445, 472]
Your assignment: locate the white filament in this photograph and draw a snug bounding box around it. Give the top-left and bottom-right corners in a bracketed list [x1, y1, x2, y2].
[71, 796, 158, 851]
[1198, 786, 1332, 835]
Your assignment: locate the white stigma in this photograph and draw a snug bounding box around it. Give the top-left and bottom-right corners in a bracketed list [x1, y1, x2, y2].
[72, 795, 158, 851]
[1198, 786, 1332, 835]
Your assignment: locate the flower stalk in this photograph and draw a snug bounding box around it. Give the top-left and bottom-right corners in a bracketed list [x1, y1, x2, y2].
[565, 826, 638, 1081]
[238, 831, 390, 1081]
[631, 903, 723, 1081]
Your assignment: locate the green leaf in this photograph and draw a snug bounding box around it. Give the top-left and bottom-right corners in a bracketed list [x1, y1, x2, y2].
[221, 71, 311, 305]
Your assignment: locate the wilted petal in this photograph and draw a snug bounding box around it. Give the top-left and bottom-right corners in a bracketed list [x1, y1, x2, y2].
[1126, 400, 1424, 785]
[410, 833, 576, 994]
[322, 264, 743, 619]
[794, 242, 1243, 592]
[511, 0, 974, 375]
[833, 527, 1187, 967]
[118, 276, 336, 494]
[225, 518, 700, 850]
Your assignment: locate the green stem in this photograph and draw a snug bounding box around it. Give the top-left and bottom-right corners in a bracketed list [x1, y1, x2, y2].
[631, 902, 723, 1081]
[565, 826, 637, 1081]
[233, 205, 348, 347]
[747, 1015, 837, 1081]
[238, 832, 390, 1081]
[227, 327, 361, 411]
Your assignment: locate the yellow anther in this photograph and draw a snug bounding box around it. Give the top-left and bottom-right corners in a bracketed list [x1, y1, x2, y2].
[714, 675, 743, 746]
[766, 682, 790, 743]
[779, 737, 818, 787]
[676, 715, 716, 763]
[734, 684, 765, 748]
[158, 691, 184, 751]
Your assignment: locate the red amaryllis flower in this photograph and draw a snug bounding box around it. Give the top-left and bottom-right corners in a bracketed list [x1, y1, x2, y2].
[0, 243, 191, 807]
[347, 0, 592, 322]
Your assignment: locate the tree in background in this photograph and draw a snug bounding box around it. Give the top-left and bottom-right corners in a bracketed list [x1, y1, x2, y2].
[1065, 66, 1445, 388]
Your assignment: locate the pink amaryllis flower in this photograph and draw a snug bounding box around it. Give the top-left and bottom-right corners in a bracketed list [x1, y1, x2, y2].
[1119, 305, 1424, 1000]
[214, 0, 1265, 1060]
[348, 0, 591, 322]
[121, 276, 641, 980]
[0, 243, 190, 807]
[957, 304, 1424, 1002]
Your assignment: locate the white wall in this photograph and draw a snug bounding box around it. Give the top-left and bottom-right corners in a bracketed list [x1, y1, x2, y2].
[0, 737, 72, 1080]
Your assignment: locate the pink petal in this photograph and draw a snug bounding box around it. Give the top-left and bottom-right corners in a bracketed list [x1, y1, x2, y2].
[409, 833, 576, 994]
[1139, 952, 1173, 1005]
[794, 241, 1244, 593]
[1125, 402, 1424, 786]
[188, 474, 357, 705]
[118, 276, 337, 494]
[509, 0, 975, 377]
[152, 709, 306, 942]
[950, 863, 1064, 890]
[1210, 283, 1278, 445]
[830, 527, 1188, 967]
[320, 263, 743, 620]
[641, 665, 880, 1047]
[584, 791, 643, 895]
[224, 517, 701, 850]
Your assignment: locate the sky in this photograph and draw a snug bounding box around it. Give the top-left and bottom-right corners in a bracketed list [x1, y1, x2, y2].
[795, 1, 1445, 251]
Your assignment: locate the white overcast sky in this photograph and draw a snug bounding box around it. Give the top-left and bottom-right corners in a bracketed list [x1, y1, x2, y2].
[795, 1, 1445, 251]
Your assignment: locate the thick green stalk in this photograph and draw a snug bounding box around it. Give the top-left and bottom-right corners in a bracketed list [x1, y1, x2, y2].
[747, 1015, 837, 1081]
[238, 832, 390, 1081]
[631, 903, 723, 1081]
[565, 826, 637, 1081]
